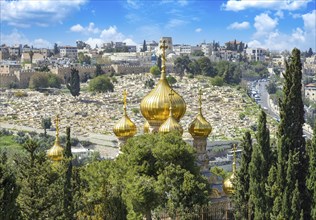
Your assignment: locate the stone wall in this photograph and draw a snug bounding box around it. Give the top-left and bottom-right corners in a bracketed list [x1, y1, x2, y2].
[0, 74, 19, 88]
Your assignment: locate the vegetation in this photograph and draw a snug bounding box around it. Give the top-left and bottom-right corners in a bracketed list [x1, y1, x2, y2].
[29, 72, 62, 90]
[66, 68, 80, 97]
[95, 64, 104, 77]
[77, 52, 91, 65]
[41, 117, 52, 137]
[144, 78, 155, 89]
[89, 75, 114, 92]
[150, 65, 161, 77]
[166, 75, 177, 85]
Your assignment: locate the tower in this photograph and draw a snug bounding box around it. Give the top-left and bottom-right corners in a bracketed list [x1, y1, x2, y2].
[47, 115, 64, 162]
[113, 90, 137, 148]
[140, 40, 186, 132]
[188, 89, 212, 171]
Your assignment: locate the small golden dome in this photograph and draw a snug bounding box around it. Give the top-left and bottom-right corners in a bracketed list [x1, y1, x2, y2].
[113, 90, 137, 138]
[159, 90, 183, 135]
[144, 121, 150, 133]
[223, 173, 235, 196]
[140, 40, 186, 127]
[47, 115, 64, 161]
[223, 144, 237, 196]
[189, 89, 212, 138]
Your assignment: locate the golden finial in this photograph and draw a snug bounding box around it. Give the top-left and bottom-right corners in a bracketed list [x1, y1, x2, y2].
[198, 88, 202, 114]
[232, 144, 237, 173]
[168, 89, 174, 116]
[123, 90, 127, 115]
[160, 40, 168, 79]
[54, 115, 60, 142]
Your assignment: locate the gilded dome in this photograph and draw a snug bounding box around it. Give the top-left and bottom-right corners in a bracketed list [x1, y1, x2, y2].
[47, 115, 64, 161]
[223, 144, 237, 196]
[189, 89, 212, 138]
[140, 40, 186, 127]
[113, 90, 137, 138]
[159, 90, 183, 135]
[144, 121, 150, 133]
[223, 173, 235, 196]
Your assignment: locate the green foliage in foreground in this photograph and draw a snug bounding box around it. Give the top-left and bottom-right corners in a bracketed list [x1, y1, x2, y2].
[29, 72, 62, 90]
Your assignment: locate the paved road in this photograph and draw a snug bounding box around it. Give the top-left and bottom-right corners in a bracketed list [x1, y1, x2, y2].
[0, 122, 119, 158]
[256, 80, 313, 139]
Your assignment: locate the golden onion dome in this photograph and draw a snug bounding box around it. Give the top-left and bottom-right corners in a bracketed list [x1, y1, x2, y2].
[189, 89, 212, 138]
[223, 144, 237, 196]
[140, 40, 186, 127]
[144, 121, 150, 133]
[113, 90, 137, 138]
[159, 90, 183, 135]
[47, 115, 64, 161]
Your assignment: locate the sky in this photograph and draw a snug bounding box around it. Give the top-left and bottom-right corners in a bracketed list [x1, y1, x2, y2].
[0, 0, 315, 51]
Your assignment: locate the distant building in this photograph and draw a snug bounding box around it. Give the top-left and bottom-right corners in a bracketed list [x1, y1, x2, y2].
[60, 46, 78, 59]
[304, 55, 316, 76]
[305, 83, 316, 101]
[158, 37, 173, 55]
[173, 44, 201, 56]
[0, 46, 9, 61]
[246, 48, 266, 62]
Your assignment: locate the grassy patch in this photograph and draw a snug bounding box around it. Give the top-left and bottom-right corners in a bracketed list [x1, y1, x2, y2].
[0, 135, 24, 159]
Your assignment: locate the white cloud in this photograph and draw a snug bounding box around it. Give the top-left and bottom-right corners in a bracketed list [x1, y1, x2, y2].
[178, 0, 189, 6]
[126, 0, 142, 9]
[70, 24, 85, 32]
[290, 12, 301, 19]
[0, 30, 52, 48]
[223, 0, 312, 12]
[1, 0, 87, 27]
[227, 21, 250, 30]
[275, 10, 284, 18]
[253, 13, 278, 37]
[302, 10, 316, 33]
[166, 19, 187, 29]
[195, 28, 202, 33]
[85, 26, 137, 48]
[70, 23, 100, 34]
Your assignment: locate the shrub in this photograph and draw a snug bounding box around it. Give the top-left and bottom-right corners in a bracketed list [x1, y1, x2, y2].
[14, 91, 28, 98]
[29, 72, 62, 90]
[150, 65, 161, 77]
[167, 75, 177, 85]
[211, 76, 224, 86]
[89, 75, 114, 92]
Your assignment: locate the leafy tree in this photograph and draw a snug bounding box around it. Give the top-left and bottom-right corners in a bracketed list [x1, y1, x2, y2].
[28, 50, 34, 64]
[307, 48, 313, 57]
[211, 76, 224, 86]
[233, 132, 252, 219]
[41, 117, 52, 137]
[191, 50, 204, 56]
[116, 132, 209, 219]
[174, 56, 191, 77]
[210, 166, 229, 179]
[266, 80, 277, 94]
[94, 64, 104, 77]
[0, 152, 20, 220]
[150, 65, 161, 77]
[38, 65, 50, 72]
[197, 57, 216, 77]
[66, 68, 80, 97]
[166, 75, 177, 85]
[29, 72, 49, 89]
[89, 75, 114, 93]
[275, 48, 310, 219]
[47, 73, 62, 89]
[77, 52, 91, 65]
[15, 139, 64, 219]
[188, 59, 201, 76]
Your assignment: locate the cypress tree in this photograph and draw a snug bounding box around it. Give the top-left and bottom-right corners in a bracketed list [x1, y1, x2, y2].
[0, 152, 20, 220]
[66, 68, 80, 97]
[307, 124, 316, 218]
[63, 127, 73, 219]
[275, 48, 310, 219]
[233, 131, 252, 219]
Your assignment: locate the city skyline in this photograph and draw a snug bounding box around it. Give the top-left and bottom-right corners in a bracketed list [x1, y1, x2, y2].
[0, 0, 315, 51]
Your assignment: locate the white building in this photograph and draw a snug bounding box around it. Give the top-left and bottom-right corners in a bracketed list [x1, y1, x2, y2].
[60, 46, 78, 59]
[246, 48, 266, 62]
[157, 37, 173, 55]
[305, 83, 316, 101]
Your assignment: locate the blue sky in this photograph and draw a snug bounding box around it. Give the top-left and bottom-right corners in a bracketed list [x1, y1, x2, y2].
[1, 0, 315, 51]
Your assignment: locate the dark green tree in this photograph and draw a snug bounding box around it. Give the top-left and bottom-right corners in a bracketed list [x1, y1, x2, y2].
[157, 55, 162, 71]
[150, 65, 161, 77]
[307, 48, 313, 57]
[66, 68, 80, 97]
[54, 43, 59, 55]
[144, 78, 155, 89]
[174, 55, 191, 77]
[307, 124, 316, 218]
[0, 152, 20, 220]
[15, 139, 64, 219]
[142, 40, 147, 52]
[275, 48, 310, 219]
[166, 75, 177, 85]
[28, 50, 34, 64]
[63, 127, 73, 219]
[94, 64, 104, 77]
[41, 117, 52, 137]
[233, 131, 252, 219]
